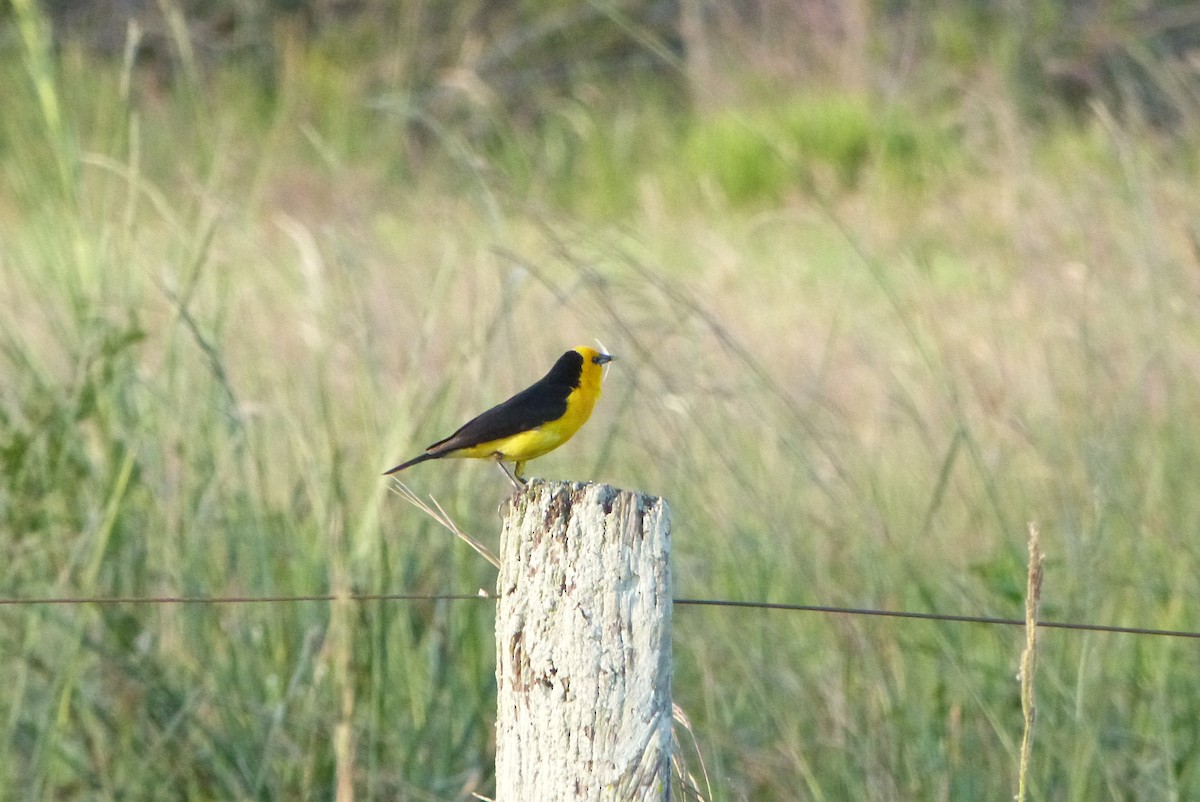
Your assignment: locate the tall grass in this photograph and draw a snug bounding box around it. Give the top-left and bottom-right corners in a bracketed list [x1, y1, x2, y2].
[3, 6, 1200, 800]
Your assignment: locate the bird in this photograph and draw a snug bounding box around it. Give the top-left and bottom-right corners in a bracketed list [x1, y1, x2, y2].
[384, 346, 615, 488]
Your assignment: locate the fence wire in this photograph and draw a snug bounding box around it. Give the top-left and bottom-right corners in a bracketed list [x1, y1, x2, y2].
[0, 592, 1196, 640]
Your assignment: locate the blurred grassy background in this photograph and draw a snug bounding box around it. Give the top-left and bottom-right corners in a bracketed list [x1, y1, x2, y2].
[3, 0, 1200, 799]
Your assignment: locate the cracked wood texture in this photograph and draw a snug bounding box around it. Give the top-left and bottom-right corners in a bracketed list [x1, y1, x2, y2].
[496, 481, 672, 802]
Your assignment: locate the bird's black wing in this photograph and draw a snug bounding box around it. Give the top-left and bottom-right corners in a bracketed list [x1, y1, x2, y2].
[425, 376, 572, 455]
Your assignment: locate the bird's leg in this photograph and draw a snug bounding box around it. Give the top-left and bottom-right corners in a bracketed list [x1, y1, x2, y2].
[495, 458, 526, 491]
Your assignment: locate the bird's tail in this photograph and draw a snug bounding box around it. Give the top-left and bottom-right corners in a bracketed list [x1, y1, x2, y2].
[382, 452, 436, 476]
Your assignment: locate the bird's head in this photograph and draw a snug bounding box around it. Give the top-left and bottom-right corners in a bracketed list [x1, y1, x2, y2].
[570, 346, 615, 390]
[574, 346, 615, 367]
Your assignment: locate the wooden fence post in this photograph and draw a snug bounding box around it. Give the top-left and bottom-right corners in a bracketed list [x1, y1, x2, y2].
[495, 480, 672, 802]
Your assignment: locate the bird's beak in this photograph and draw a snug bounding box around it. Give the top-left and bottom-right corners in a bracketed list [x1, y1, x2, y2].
[596, 353, 615, 365]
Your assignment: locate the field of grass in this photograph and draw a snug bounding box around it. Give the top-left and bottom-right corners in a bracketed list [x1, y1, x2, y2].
[3, 6, 1200, 800]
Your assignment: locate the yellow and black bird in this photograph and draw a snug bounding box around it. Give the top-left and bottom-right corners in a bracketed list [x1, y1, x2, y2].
[384, 346, 614, 487]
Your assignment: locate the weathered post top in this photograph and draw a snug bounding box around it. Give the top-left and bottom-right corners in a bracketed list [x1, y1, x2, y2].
[495, 480, 672, 802]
